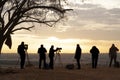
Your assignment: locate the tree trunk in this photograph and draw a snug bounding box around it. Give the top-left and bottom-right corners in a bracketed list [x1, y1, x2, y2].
[0, 35, 5, 54]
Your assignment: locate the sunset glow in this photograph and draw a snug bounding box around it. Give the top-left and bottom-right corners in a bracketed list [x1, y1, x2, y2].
[2, 0, 120, 54]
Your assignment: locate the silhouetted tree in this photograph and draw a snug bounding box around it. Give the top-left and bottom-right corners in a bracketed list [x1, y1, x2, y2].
[0, 0, 72, 54]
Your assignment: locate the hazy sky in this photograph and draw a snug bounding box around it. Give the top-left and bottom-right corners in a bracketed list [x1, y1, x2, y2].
[2, 0, 120, 53]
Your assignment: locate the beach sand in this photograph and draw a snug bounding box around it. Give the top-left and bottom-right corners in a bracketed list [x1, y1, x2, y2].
[0, 65, 120, 80]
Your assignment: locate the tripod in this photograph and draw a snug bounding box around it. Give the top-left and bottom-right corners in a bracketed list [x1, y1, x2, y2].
[54, 50, 63, 66]
[16, 50, 33, 67]
[25, 50, 33, 67]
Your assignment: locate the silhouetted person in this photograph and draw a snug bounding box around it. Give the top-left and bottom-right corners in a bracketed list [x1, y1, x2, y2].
[90, 46, 100, 69]
[109, 44, 119, 67]
[17, 42, 28, 69]
[74, 44, 81, 69]
[49, 45, 57, 69]
[38, 45, 47, 69]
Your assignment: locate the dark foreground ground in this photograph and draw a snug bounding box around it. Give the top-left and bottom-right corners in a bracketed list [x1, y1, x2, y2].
[0, 65, 120, 80]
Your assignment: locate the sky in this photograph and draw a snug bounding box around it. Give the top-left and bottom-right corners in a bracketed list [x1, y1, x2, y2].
[2, 0, 120, 54]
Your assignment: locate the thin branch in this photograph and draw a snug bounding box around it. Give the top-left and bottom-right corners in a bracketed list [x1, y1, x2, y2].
[17, 20, 53, 27]
[12, 26, 34, 33]
[22, 6, 65, 15]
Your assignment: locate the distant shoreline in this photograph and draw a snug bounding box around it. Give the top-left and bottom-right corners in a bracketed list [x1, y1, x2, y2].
[0, 52, 110, 54]
[0, 53, 120, 68]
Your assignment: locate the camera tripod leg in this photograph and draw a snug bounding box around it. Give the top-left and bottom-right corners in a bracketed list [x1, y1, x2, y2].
[25, 51, 33, 67]
[16, 56, 20, 67]
[54, 52, 63, 67]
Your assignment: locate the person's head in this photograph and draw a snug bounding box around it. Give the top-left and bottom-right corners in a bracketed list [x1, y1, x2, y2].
[77, 44, 80, 47]
[111, 44, 115, 48]
[21, 42, 24, 45]
[41, 44, 43, 48]
[51, 45, 54, 48]
[92, 46, 96, 49]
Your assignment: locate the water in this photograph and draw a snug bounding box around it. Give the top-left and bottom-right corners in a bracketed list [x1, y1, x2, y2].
[0, 53, 120, 68]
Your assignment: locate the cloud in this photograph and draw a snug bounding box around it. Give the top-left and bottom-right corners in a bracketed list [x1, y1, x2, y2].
[14, 2, 120, 40]
[63, 3, 120, 31]
[46, 3, 120, 40]
[91, 0, 120, 9]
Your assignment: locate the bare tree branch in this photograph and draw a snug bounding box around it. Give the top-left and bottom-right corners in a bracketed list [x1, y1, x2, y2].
[0, 0, 72, 53]
[12, 26, 35, 33]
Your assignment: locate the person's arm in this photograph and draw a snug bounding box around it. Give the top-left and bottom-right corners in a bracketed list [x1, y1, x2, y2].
[97, 49, 100, 54]
[109, 48, 111, 57]
[90, 49, 92, 54]
[116, 47, 119, 51]
[45, 48, 47, 53]
[37, 48, 40, 54]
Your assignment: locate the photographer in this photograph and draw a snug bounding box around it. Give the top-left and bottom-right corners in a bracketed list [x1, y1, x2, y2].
[49, 45, 58, 69]
[49, 45, 62, 69]
[17, 42, 28, 69]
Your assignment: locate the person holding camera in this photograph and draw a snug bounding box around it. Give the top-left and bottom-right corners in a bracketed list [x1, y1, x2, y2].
[17, 42, 27, 69]
[49, 45, 57, 69]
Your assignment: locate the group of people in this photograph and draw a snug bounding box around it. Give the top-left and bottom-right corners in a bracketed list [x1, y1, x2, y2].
[74, 44, 100, 69]
[74, 44, 119, 69]
[17, 42, 61, 69]
[17, 42, 119, 69]
[37, 45, 60, 69]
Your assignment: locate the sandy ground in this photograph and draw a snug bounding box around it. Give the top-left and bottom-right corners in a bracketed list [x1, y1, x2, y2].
[0, 65, 120, 80]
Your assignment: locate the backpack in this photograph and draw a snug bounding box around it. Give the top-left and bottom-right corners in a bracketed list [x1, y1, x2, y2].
[114, 61, 120, 68]
[65, 64, 74, 70]
[17, 45, 21, 53]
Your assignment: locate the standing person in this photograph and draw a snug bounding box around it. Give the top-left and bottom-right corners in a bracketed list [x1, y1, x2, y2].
[38, 44, 47, 69]
[74, 44, 81, 69]
[109, 44, 119, 67]
[49, 45, 57, 69]
[17, 42, 27, 69]
[90, 46, 100, 69]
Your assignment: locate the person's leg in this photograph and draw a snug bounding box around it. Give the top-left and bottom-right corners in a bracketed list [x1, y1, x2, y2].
[114, 55, 117, 64]
[21, 54, 25, 69]
[49, 57, 53, 69]
[92, 56, 95, 68]
[39, 58, 42, 69]
[20, 54, 22, 69]
[49, 58, 51, 68]
[113, 55, 117, 67]
[109, 57, 113, 67]
[49, 57, 54, 69]
[49, 58, 52, 68]
[76, 59, 80, 69]
[43, 58, 46, 69]
[95, 56, 98, 68]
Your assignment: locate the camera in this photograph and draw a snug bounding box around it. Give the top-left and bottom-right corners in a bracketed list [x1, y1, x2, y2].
[24, 44, 28, 50]
[56, 47, 62, 52]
